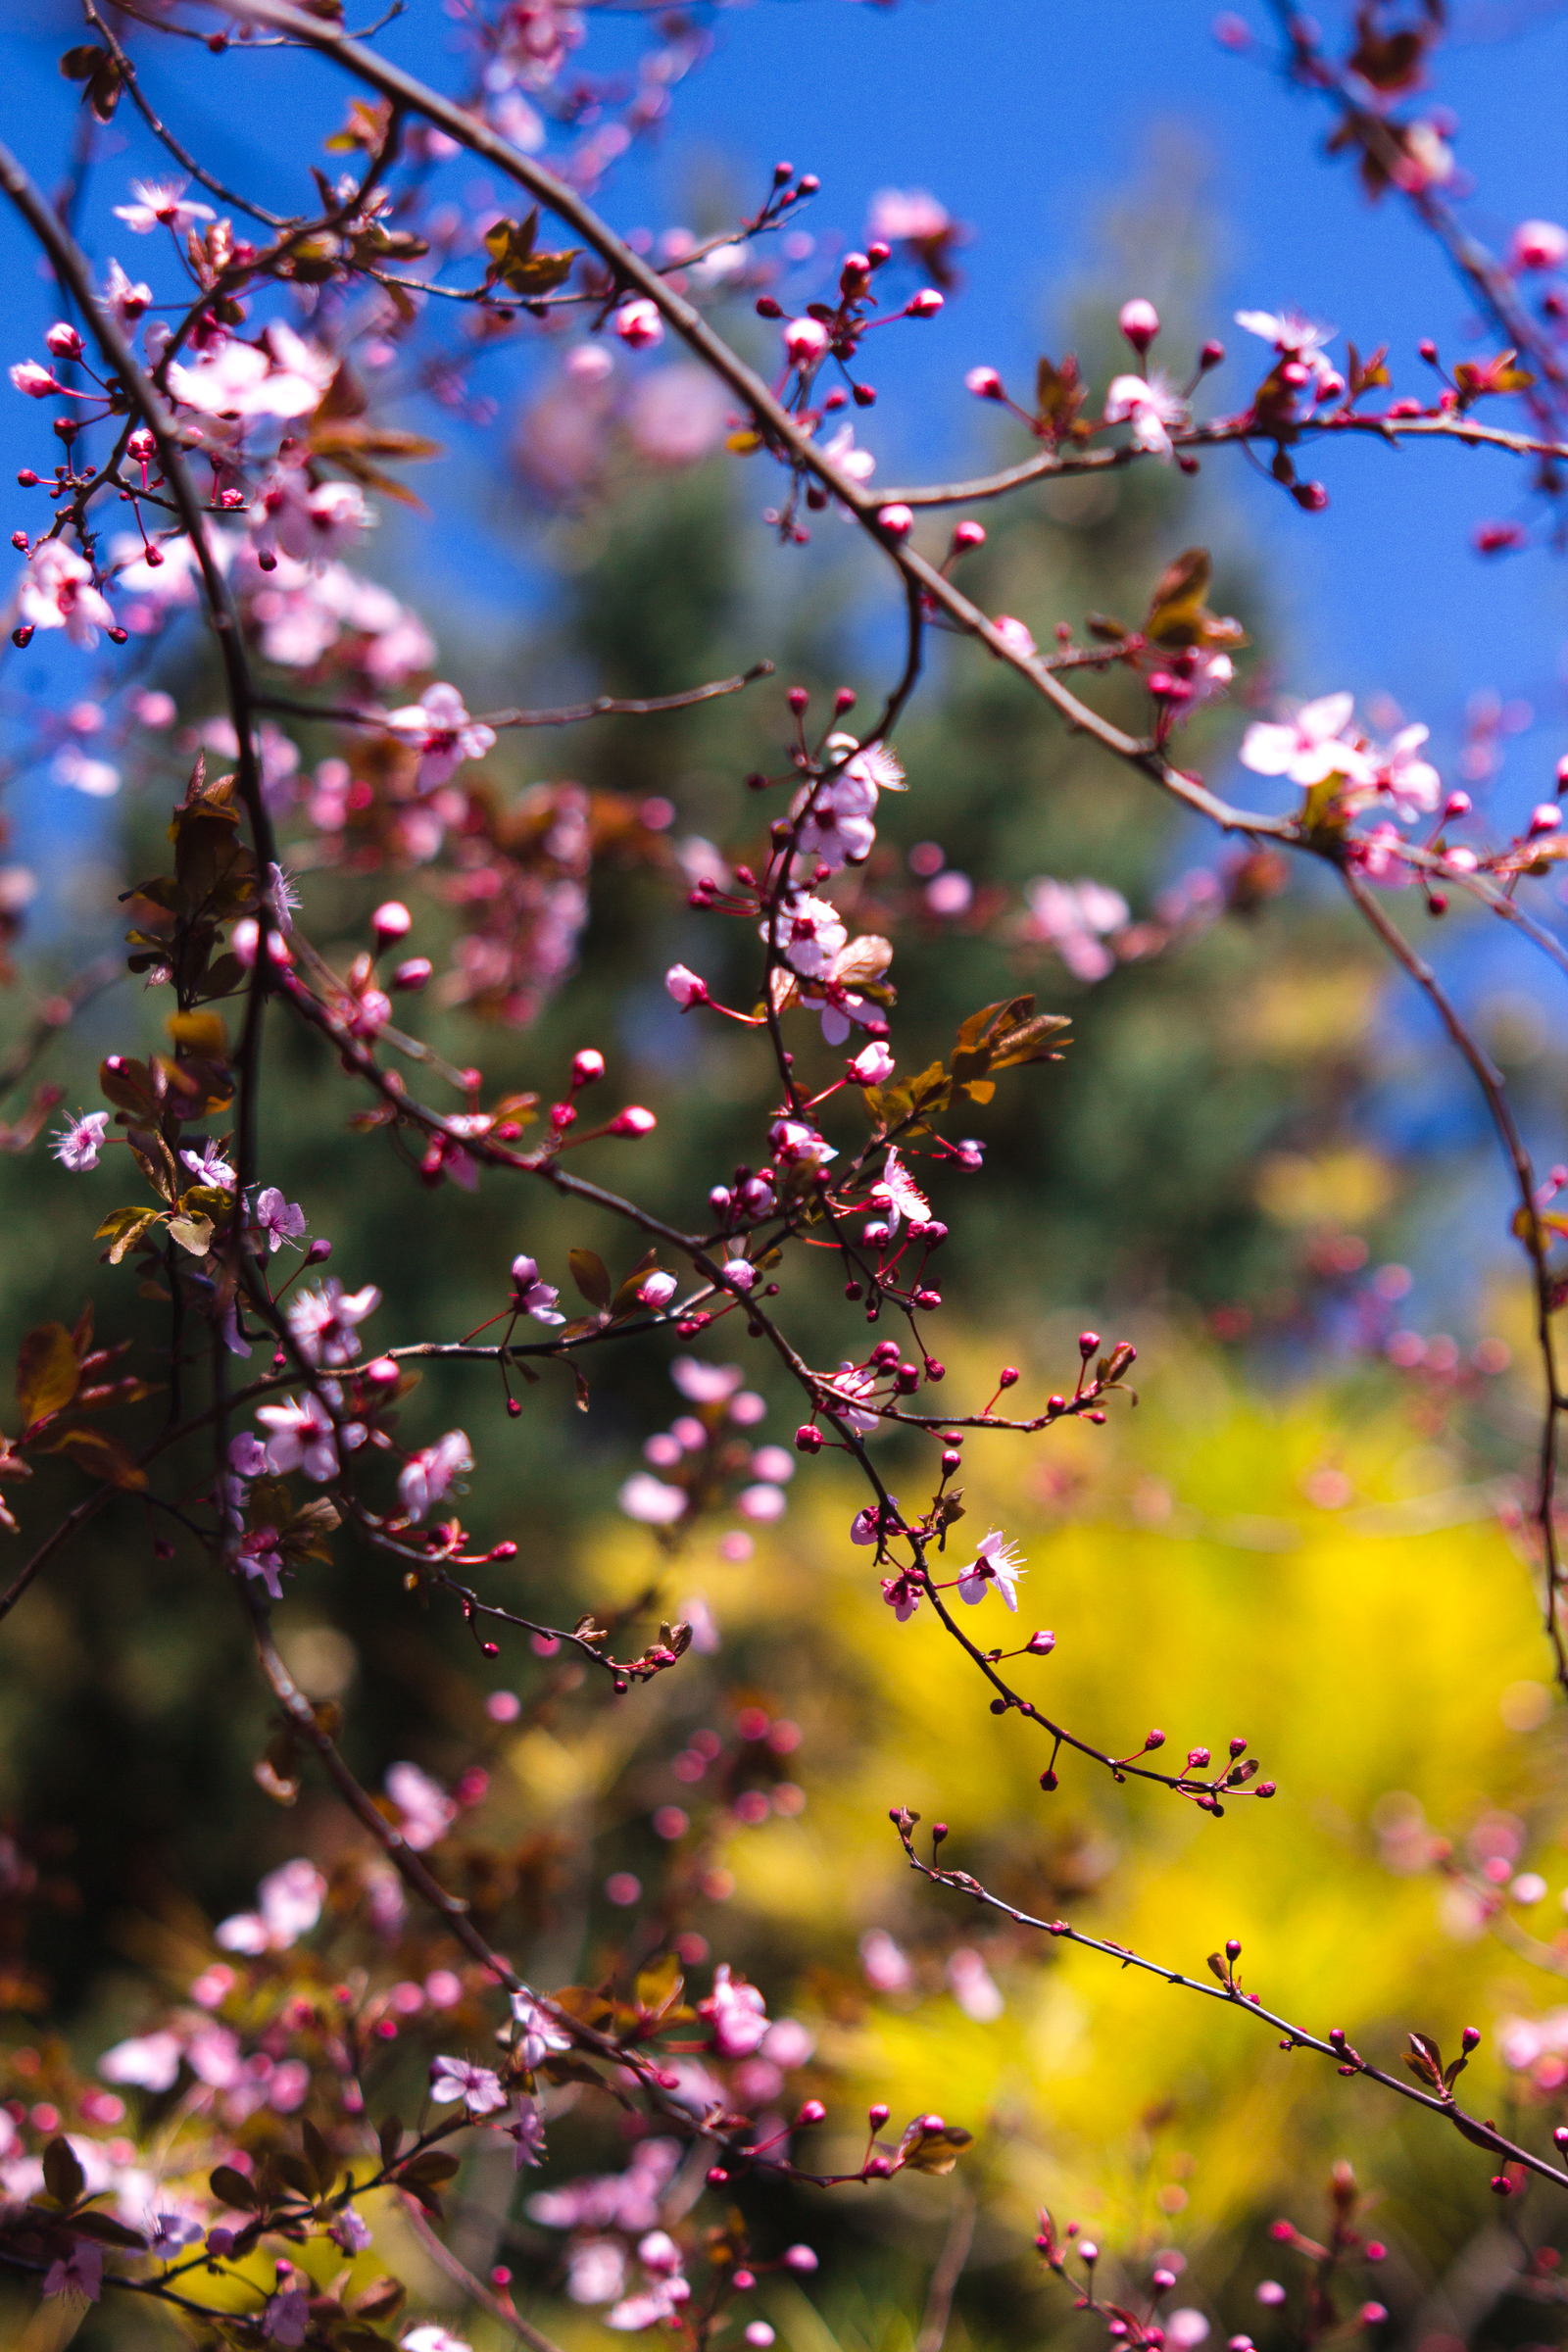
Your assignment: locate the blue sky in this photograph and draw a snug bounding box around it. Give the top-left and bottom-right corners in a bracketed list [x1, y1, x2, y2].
[5, 0, 1568, 1306]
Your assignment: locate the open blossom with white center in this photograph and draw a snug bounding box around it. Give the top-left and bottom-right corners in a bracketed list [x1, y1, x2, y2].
[256, 1393, 340, 1482]
[104, 258, 152, 321]
[769, 1116, 838, 1167]
[113, 176, 215, 233]
[51, 1109, 109, 1171]
[385, 682, 497, 786]
[399, 1430, 473, 1522]
[512, 1254, 565, 1322]
[1025, 876, 1130, 984]
[512, 1987, 574, 2069]
[1235, 306, 1339, 388]
[1372, 722, 1442, 818]
[619, 1471, 688, 1524]
[167, 323, 335, 420]
[180, 1139, 234, 1190]
[252, 464, 373, 564]
[702, 1963, 769, 2056]
[43, 2241, 102, 2303]
[20, 539, 117, 646]
[287, 1278, 381, 1365]
[875, 1148, 930, 1234]
[770, 890, 848, 978]
[430, 2054, 508, 2113]
[831, 1370, 883, 1440]
[1239, 693, 1376, 789]
[1103, 371, 1188, 461]
[957, 1528, 1025, 1610]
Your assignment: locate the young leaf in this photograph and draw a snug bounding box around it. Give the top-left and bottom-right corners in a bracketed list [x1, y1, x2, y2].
[17, 1324, 81, 1426]
[568, 1249, 612, 1310]
[41, 2134, 86, 2209]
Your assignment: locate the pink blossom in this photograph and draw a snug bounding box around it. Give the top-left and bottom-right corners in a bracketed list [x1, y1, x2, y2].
[166, 323, 334, 420]
[51, 1109, 109, 1171]
[1118, 297, 1160, 352]
[1512, 220, 1568, 272]
[330, 2207, 373, 2254]
[1103, 371, 1188, 462]
[850, 1040, 895, 1084]
[1239, 693, 1376, 789]
[100, 2030, 182, 2092]
[52, 745, 121, 797]
[252, 465, 373, 564]
[112, 176, 215, 233]
[19, 539, 117, 646]
[991, 614, 1037, 662]
[286, 1277, 381, 1366]
[773, 890, 848, 979]
[821, 419, 876, 485]
[619, 1471, 687, 1525]
[625, 365, 729, 465]
[430, 2054, 508, 2113]
[612, 1104, 658, 1135]
[1024, 876, 1130, 984]
[665, 962, 709, 1007]
[783, 317, 831, 368]
[235, 1525, 286, 1600]
[738, 1482, 786, 1522]
[859, 1927, 911, 1990]
[399, 1429, 473, 1522]
[505, 2095, 548, 2168]
[639, 1271, 678, 1308]
[511, 1254, 565, 1323]
[511, 1987, 573, 2070]
[1373, 722, 1442, 818]
[672, 1357, 743, 1403]
[613, 298, 664, 349]
[957, 1528, 1025, 1610]
[261, 2289, 310, 2346]
[385, 682, 496, 786]
[386, 1760, 458, 1850]
[43, 2240, 103, 2302]
[104, 259, 152, 323]
[867, 188, 951, 243]
[702, 1963, 769, 2056]
[254, 1189, 307, 1253]
[1235, 307, 1337, 370]
[256, 1393, 340, 1482]
[10, 359, 59, 399]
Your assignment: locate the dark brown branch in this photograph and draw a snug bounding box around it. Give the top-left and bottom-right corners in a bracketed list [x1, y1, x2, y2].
[252, 660, 776, 733]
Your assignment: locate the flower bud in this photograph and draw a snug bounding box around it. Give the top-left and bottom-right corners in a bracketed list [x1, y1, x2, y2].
[868, 2102, 890, 2129]
[952, 519, 986, 551]
[1118, 297, 1160, 353]
[788, 685, 809, 713]
[998, 1366, 1020, 1388]
[784, 2246, 818, 2273]
[877, 504, 914, 538]
[906, 288, 944, 318]
[756, 295, 784, 319]
[44, 320, 82, 359]
[1079, 1331, 1100, 1357]
[372, 899, 412, 944]
[572, 1048, 605, 1087]
[849, 1040, 895, 1085]
[612, 1105, 657, 1136]
[1461, 2024, 1481, 2052]
[796, 2098, 826, 2125]
[707, 2165, 729, 2185]
[613, 298, 663, 349]
[796, 1425, 822, 1451]
[640, 1272, 678, 1309]
[1144, 1728, 1165, 1749]
[665, 962, 710, 1008]
[306, 1238, 332, 1263]
[1531, 803, 1562, 835]
[783, 317, 831, 367]
[865, 2153, 892, 2178]
[1026, 1630, 1055, 1654]
[1199, 338, 1225, 370]
[391, 956, 432, 991]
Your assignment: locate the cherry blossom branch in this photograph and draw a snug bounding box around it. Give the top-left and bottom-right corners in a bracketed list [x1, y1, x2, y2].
[1339, 862, 1568, 1696]
[891, 1816, 1568, 2194]
[80, 0, 293, 228]
[253, 659, 776, 733]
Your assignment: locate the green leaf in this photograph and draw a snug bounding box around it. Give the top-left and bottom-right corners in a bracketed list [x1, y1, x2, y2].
[168, 1213, 215, 1257]
[484, 212, 580, 294]
[567, 1248, 612, 1310]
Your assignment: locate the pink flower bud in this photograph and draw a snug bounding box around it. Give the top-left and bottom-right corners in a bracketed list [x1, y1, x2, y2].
[392, 956, 432, 992]
[952, 520, 986, 551]
[796, 1425, 822, 1452]
[9, 360, 58, 399]
[1118, 298, 1160, 352]
[612, 1105, 657, 1136]
[1358, 2306, 1387, 2328]
[906, 288, 944, 318]
[868, 2101, 890, 2128]
[877, 504, 914, 538]
[613, 298, 663, 349]
[796, 2098, 826, 2125]
[1511, 219, 1568, 271]
[783, 317, 831, 367]
[665, 963, 710, 1008]
[1530, 803, 1562, 835]
[1445, 790, 1472, 818]
[964, 366, 1004, 400]
[992, 615, 1037, 662]
[572, 1048, 606, 1087]
[722, 1258, 757, 1292]
[373, 899, 412, 944]
[44, 321, 82, 359]
[784, 2246, 818, 2273]
[849, 1040, 895, 1085]
[640, 1272, 678, 1308]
